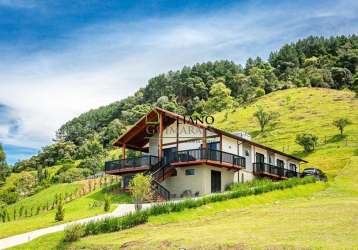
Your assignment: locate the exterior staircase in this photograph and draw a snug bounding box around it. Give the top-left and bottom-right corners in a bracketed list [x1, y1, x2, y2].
[145, 160, 173, 201]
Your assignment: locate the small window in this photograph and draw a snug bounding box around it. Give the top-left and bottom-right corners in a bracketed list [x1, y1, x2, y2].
[171, 169, 178, 177]
[185, 169, 195, 176]
[245, 150, 250, 157]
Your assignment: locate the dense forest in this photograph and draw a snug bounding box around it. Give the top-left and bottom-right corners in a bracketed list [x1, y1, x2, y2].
[12, 35, 358, 173]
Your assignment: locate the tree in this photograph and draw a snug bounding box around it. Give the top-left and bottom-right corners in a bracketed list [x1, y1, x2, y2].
[331, 67, 353, 89]
[205, 81, 234, 114]
[103, 194, 111, 212]
[333, 118, 352, 135]
[100, 119, 126, 147]
[78, 157, 103, 175]
[15, 172, 37, 197]
[55, 198, 65, 221]
[0, 143, 10, 183]
[295, 134, 319, 152]
[76, 136, 104, 159]
[129, 173, 152, 210]
[253, 106, 279, 133]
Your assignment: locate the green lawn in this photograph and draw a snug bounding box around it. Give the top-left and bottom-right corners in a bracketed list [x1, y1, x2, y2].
[0, 187, 117, 239]
[13, 157, 357, 250]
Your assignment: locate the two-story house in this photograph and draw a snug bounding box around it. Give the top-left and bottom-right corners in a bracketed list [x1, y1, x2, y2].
[105, 108, 307, 200]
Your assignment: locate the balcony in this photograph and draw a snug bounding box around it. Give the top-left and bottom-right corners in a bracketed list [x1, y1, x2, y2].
[165, 148, 246, 169]
[105, 155, 160, 174]
[105, 149, 246, 175]
[253, 162, 299, 179]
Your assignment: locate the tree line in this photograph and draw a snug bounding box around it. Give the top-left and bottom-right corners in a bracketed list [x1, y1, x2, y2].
[11, 35, 358, 173]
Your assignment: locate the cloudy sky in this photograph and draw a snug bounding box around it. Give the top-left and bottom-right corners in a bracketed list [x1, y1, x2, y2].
[0, 0, 358, 164]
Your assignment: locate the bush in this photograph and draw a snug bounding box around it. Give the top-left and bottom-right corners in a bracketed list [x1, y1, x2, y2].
[64, 223, 85, 242]
[82, 211, 148, 237]
[70, 176, 315, 240]
[296, 133, 319, 152]
[55, 199, 65, 221]
[57, 168, 92, 183]
[104, 194, 111, 212]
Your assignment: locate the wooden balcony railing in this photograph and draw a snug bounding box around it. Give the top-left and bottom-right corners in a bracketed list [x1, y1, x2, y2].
[253, 162, 299, 178]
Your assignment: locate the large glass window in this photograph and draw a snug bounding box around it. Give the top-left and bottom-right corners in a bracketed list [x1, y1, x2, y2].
[256, 153, 265, 163]
[276, 159, 285, 168]
[207, 142, 220, 150]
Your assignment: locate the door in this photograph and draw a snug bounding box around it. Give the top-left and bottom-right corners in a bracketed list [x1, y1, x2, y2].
[163, 147, 176, 164]
[255, 152, 265, 163]
[211, 170, 221, 193]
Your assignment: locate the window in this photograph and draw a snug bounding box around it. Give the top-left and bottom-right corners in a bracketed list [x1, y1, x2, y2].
[289, 163, 297, 171]
[277, 159, 285, 168]
[245, 150, 250, 157]
[171, 169, 178, 177]
[185, 169, 195, 176]
[256, 153, 265, 163]
[208, 142, 220, 150]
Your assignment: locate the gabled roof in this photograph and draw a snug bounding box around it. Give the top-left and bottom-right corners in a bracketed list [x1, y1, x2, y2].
[114, 107, 307, 163]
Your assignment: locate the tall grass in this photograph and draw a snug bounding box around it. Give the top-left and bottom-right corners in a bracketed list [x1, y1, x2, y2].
[65, 176, 316, 242]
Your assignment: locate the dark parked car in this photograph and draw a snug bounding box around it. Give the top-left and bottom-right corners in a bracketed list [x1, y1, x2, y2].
[301, 168, 327, 182]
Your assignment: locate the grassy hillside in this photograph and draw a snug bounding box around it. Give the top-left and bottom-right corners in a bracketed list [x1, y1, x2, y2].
[10, 88, 358, 250]
[0, 185, 117, 239]
[6, 182, 82, 212]
[215, 87, 358, 177]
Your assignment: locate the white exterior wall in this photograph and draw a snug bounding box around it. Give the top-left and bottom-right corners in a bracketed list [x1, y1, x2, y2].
[161, 165, 236, 197]
[222, 135, 238, 154]
[234, 169, 255, 183]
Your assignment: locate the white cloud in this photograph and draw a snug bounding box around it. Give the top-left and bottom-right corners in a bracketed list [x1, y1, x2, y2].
[0, 0, 357, 151]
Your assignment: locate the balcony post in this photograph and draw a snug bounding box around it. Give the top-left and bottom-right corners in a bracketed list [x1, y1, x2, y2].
[202, 128, 207, 160]
[122, 144, 126, 160]
[220, 134, 223, 163]
[158, 112, 164, 159]
[176, 117, 179, 161]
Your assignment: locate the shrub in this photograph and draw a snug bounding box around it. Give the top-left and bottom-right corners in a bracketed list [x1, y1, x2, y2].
[64, 223, 85, 242]
[71, 176, 315, 240]
[57, 168, 92, 183]
[296, 133, 319, 152]
[82, 211, 148, 237]
[129, 173, 152, 210]
[104, 194, 111, 212]
[55, 199, 65, 221]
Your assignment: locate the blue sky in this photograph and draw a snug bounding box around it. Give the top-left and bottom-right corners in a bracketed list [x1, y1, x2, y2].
[0, 0, 358, 164]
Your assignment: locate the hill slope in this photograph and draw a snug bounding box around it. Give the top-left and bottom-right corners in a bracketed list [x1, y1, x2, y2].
[215, 87, 358, 177]
[10, 88, 358, 249]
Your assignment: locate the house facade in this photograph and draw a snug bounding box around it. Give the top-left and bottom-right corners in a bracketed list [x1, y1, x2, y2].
[105, 108, 306, 200]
